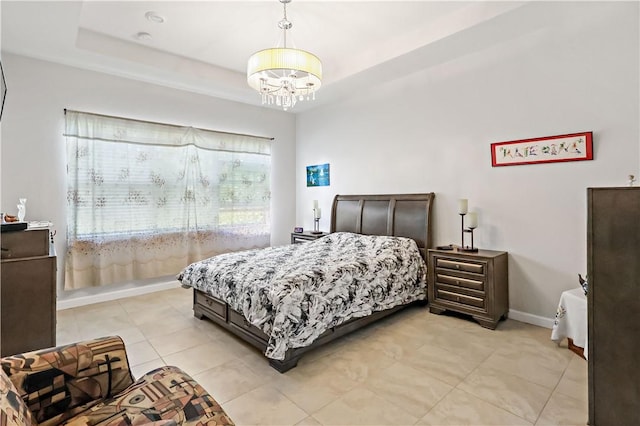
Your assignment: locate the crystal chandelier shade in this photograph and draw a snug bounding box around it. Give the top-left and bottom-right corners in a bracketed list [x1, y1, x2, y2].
[247, 0, 322, 111]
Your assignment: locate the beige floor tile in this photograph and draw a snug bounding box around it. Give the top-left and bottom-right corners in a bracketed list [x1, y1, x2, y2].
[311, 386, 418, 425]
[119, 293, 170, 314]
[72, 300, 129, 321]
[109, 326, 146, 346]
[403, 343, 480, 387]
[364, 362, 453, 418]
[480, 347, 567, 389]
[554, 356, 587, 403]
[237, 352, 287, 382]
[148, 327, 213, 356]
[56, 325, 82, 346]
[298, 334, 357, 364]
[320, 344, 396, 384]
[77, 315, 134, 340]
[295, 416, 322, 426]
[418, 388, 532, 425]
[126, 340, 161, 367]
[458, 367, 553, 423]
[193, 360, 267, 404]
[162, 342, 239, 376]
[419, 326, 498, 364]
[137, 313, 202, 339]
[127, 305, 184, 326]
[223, 385, 308, 426]
[130, 358, 167, 380]
[351, 325, 426, 361]
[270, 358, 359, 413]
[535, 391, 588, 426]
[56, 308, 77, 324]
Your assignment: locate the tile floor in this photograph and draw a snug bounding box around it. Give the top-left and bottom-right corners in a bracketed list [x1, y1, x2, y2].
[57, 287, 588, 425]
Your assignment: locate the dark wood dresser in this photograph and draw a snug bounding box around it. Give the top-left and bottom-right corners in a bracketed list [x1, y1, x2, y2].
[1, 228, 56, 356]
[428, 248, 508, 329]
[587, 187, 640, 425]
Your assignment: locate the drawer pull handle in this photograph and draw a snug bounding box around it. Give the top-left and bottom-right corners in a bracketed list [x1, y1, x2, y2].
[455, 265, 460, 269]
[456, 280, 460, 285]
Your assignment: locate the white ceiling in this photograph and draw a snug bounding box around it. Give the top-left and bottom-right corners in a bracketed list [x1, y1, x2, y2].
[1, 1, 530, 112]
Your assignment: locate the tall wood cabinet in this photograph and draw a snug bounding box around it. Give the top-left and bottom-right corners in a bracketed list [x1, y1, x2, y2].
[1, 228, 56, 356]
[587, 187, 640, 425]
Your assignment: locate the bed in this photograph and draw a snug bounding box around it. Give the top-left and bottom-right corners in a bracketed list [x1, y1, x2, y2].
[178, 193, 434, 372]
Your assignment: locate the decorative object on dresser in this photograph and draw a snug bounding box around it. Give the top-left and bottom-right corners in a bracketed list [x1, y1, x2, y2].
[587, 187, 640, 425]
[291, 230, 329, 244]
[181, 192, 434, 372]
[428, 248, 508, 329]
[312, 199, 322, 233]
[457, 198, 479, 252]
[1, 227, 56, 356]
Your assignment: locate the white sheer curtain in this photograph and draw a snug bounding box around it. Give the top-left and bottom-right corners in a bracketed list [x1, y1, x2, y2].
[65, 110, 271, 289]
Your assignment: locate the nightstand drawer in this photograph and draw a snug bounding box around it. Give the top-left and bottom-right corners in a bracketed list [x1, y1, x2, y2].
[436, 273, 484, 291]
[436, 258, 484, 274]
[436, 289, 485, 309]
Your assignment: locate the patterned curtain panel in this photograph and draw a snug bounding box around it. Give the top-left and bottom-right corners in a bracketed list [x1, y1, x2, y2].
[64, 111, 271, 289]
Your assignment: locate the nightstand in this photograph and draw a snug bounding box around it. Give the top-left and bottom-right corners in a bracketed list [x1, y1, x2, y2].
[291, 231, 329, 244]
[428, 248, 508, 329]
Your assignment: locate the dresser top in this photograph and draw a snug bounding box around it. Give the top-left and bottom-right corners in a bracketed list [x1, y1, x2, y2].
[429, 247, 507, 258]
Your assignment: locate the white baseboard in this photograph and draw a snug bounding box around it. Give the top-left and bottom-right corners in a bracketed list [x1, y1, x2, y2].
[57, 281, 181, 310]
[509, 309, 555, 329]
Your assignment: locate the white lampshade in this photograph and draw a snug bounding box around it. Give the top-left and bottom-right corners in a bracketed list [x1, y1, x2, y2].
[247, 48, 322, 111]
[467, 212, 478, 228]
[458, 199, 468, 215]
[247, 1, 322, 111]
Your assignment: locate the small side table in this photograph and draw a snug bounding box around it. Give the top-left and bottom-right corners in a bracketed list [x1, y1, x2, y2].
[291, 231, 329, 244]
[428, 248, 509, 329]
[551, 287, 587, 359]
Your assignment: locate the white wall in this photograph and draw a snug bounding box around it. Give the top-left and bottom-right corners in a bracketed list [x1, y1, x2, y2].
[296, 2, 640, 322]
[0, 53, 297, 303]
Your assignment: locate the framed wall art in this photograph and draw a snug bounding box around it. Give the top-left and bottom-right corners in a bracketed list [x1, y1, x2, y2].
[306, 163, 330, 187]
[491, 131, 593, 167]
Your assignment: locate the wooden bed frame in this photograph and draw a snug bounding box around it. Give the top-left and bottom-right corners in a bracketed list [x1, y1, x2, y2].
[192, 193, 435, 372]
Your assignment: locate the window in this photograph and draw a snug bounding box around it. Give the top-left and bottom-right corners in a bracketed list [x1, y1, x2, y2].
[65, 111, 271, 289]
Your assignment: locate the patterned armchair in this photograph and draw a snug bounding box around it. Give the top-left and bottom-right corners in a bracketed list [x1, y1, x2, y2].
[0, 336, 234, 425]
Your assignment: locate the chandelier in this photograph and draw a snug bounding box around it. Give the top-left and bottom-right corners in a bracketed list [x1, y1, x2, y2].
[247, 0, 322, 111]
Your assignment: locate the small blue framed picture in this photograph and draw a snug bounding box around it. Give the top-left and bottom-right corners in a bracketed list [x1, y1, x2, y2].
[306, 163, 330, 187]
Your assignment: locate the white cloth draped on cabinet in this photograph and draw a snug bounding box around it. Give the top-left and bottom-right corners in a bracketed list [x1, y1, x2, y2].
[64, 110, 271, 289]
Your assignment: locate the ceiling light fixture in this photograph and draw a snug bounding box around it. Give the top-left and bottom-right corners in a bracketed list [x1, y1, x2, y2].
[145, 11, 165, 24]
[134, 31, 152, 41]
[247, 0, 322, 111]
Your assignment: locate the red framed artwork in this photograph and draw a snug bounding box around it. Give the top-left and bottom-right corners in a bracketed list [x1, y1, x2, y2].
[491, 131, 593, 167]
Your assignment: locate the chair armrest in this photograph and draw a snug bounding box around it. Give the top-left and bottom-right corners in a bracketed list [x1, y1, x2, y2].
[1, 336, 134, 426]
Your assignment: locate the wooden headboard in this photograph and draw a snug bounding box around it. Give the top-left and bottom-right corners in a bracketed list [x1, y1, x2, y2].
[330, 193, 435, 261]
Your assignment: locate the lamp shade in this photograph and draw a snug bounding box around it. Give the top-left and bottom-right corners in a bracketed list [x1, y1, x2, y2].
[247, 48, 322, 94]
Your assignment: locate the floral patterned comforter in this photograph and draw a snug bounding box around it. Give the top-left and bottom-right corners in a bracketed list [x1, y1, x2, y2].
[177, 232, 427, 360]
